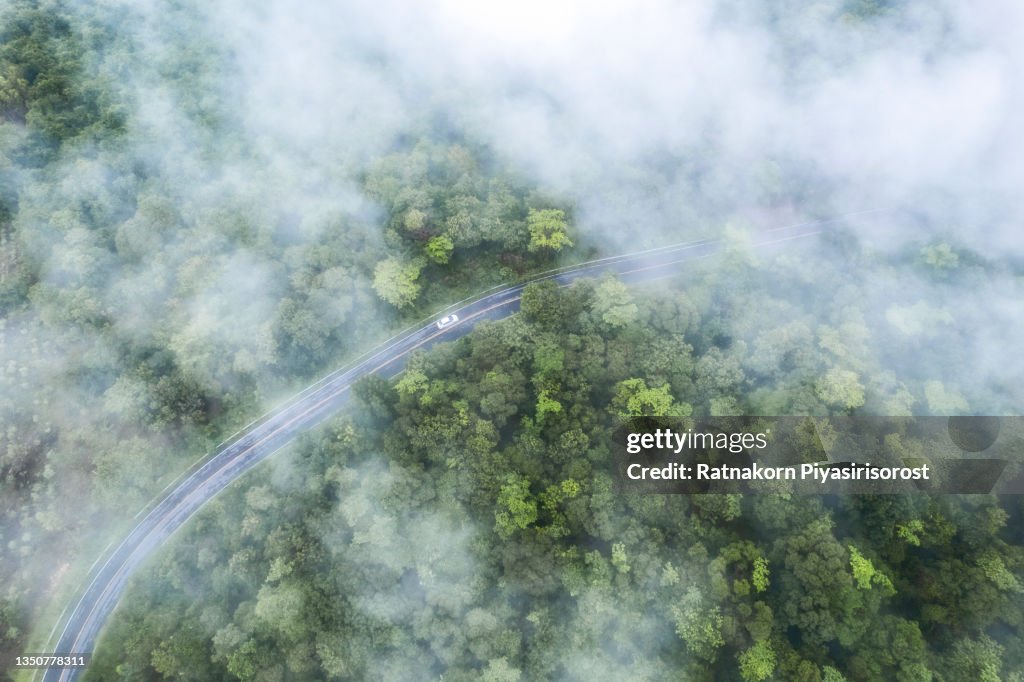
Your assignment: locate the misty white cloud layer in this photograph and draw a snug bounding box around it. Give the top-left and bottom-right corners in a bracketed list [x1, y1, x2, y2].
[162, 0, 1024, 254]
[7, 0, 1022, 667]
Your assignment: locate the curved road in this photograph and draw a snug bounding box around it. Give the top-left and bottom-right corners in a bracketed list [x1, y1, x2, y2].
[41, 217, 836, 680]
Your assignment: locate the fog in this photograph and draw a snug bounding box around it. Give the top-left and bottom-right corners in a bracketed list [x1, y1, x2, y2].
[180, 0, 1024, 251]
[3, 0, 1023, 676]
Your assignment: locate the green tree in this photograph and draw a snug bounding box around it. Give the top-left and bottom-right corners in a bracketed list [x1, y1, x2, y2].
[396, 369, 429, 402]
[611, 542, 631, 575]
[694, 347, 746, 401]
[944, 635, 1003, 682]
[753, 556, 770, 593]
[495, 474, 538, 538]
[477, 369, 526, 427]
[526, 208, 572, 253]
[0, 64, 29, 122]
[372, 257, 423, 308]
[150, 627, 212, 680]
[536, 389, 563, 423]
[822, 666, 847, 682]
[848, 546, 894, 593]
[778, 518, 868, 647]
[425, 234, 454, 264]
[532, 338, 565, 382]
[592, 277, 639, 328]
[520, 280, 562, 329]
[226, 639, 269, 680]
[404, 207, 427, 231]
[738, 640, 777, 682]
[816, 368, 865, 410]
[482, 657, 522, 681]
[612, 378, 691, 418]
[672, 588, 725, 662]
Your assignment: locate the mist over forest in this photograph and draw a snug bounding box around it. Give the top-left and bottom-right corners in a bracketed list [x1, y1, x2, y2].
[1, 0, 1022, 680]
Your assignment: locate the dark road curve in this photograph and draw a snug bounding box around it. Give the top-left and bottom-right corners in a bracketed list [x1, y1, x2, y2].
[39, 216, 847, 680]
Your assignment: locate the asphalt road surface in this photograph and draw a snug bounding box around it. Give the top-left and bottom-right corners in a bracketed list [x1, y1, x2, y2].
[41, 218, 833, 680]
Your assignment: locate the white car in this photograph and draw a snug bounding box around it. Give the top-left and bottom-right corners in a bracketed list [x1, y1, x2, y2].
[436, 314, 459, 330]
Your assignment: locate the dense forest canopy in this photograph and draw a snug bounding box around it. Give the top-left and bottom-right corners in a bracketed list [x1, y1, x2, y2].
[0, 0, 1022, 680]
[89, 262, 1024, 680]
